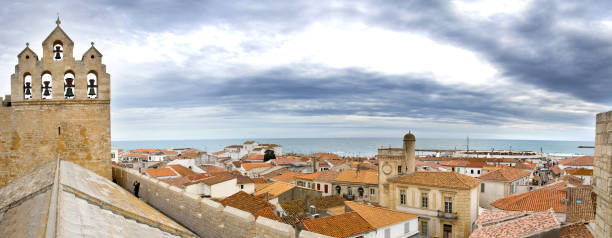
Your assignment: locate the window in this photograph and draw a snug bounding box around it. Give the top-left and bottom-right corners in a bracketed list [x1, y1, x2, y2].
[456, 168, 460, 172]
[420, 221, 428, 237]
[384, 228, 390, 238]
[317, 183, 320, 191]
[87, 72, 98, 98]
[398, 165, 402, 174]
[23, 74, 32, 99]
[478, 170, 481, 174]
[335, 185, 341, 194]
[422, 194, 428, 208]
[240, 184, 244, 189]
[404, 222, 410, 233]
[358, 187, 364, 197]
[41, 73, 52, 99]
[471, 169, 474, 174]
[481, 183, 485, 193]
[510, 183, 515, 194]
[64, 72, 75, 99]
[347, 187, 352, 196]
[370, 188, 375, 195]
[324, 184, 328, 193]
[576, 199, 582, 204]
[444, 197, 453, 213]
[400, 190, 406, 205]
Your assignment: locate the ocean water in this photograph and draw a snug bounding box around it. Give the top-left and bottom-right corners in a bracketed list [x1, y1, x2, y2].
[111, 138, 594, 157]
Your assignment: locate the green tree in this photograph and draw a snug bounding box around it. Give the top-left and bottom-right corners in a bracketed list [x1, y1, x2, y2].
[264, 149, 276, 162]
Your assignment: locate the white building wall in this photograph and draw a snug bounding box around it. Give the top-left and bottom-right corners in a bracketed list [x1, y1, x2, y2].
[210, 178, 239, 199]
[238, 183, 255, 194]
[185, 183, 205, 197]
[479, 181, 505, 208]
[374, 219, 419, 238]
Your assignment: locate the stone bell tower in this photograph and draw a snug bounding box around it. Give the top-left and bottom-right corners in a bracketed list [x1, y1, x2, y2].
[377, 132, 416, 207]
[0, 18, 111, 187]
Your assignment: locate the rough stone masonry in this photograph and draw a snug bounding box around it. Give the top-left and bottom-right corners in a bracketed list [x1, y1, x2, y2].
[594, 110, 612, 238]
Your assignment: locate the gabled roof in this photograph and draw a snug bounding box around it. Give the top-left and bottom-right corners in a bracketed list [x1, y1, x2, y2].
[559, 175, 583, 186]
[201, 173, 235, 185]
[302, 211, 374, 238]
[559, 156, 593, 166]
[235, 174, 254, 184]
[82, 44, 103, 60]
[474, 210, 526, 226]
[491, 182, 568, 213]
[470, 210, 560, 238]
[295, 172, 319, 181]
[0, 160, 195, 237]
[42, 25, 74, 46]
[345, 201, 418, 229]
[146, 168, 178, 178]
[314, 170, 341, 182]
[242, 162, 273, 171]
[479, 167, 531, 182]
[514, 162, 537, 170]
[335, 170, 378, 185]
[253, 182, 295, 199]
[219, 191, 278, 220]
[251, 177, 268, 184]
[270, 171, 300, 183]
[560, 222, 594, 238]
[169, 164, 197, 177]
[17, 45, 39, 59]
[388, 171, 480, 190]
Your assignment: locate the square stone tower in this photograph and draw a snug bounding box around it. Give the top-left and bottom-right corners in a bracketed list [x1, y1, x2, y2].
[0, 18, 111, 187]
[594, 111, 612, 237]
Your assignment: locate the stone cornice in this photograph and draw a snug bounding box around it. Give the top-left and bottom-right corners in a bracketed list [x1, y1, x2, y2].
[11, 99, 110, 106]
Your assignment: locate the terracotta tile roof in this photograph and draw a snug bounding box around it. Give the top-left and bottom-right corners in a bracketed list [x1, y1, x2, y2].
[262, 168, 289, 179]
[158, 176, 192, 188]
[559, 222, 594, 238]
[312, 153, 340, 160]
[491, 182, 568, 213]
[302, 211, 374, 238]
[235, 174, 254, 184]
[253, 182, 295, 199]
[246, 154, 265, 161]
[145, 168, 177, 178]
[199, 165, 227, 174]
[335, 170, 378, 185]
[388, 171, 480, 190]
[565, 187, 595, 223]
[295, 172, 319, 181]
[514, 162, 536, 170]
[242, 162, 274, 171]
[552, 165, 563, 175]
[168, 164, 197, 177]
[132, 148, 159, 154]
[251, 177, 268, 184]
[566, 168, 593, 176]
[470, 210, 560, 238]
[560, 156, 593, 166]
[232, 161, 241, 168]
[270, 172, 300, 183]
[314, 171, 341, 182]
[274, 157, 306, 165]
[201, 173, 236, 185]
[479, 167, 531, 182]
[219, 191, 278, 219]
[255, 183, 271, 192]
[474, 210, 526, 226]
[559, 175, 583, 186]
[345, 201, 418, 229]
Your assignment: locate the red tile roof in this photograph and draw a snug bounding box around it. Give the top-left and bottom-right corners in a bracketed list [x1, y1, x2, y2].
[314, 170, 341, 182]
[335, 170, 378, 185]
[201, 173, 236, 185]
[219, 191, 279, 220]
[295, 172, 319, 181]
[168, 164, 197, 177]
[251, 177, 268, 184]
[475, 210, 526, 226]
[560, 156, 593, 166]
[491, 182, 568, 213]
[242, 162, 273, 171]
[145, 168, 177, 178]
[565, 187, 595, 223]
[566, 168, 593, 176]
[270, 172, 300, 183]
[559, 175, 583, 186]
[479, 167, 531, 182]
[514, 162, 536, 170]
[388, 171, 480, 190]
[560, 222, 594, 238]
[345, 201, 418, 229]
[302, 211, 374, 238]
[470, 210, 560, 238]
[552, 165, 563, 175]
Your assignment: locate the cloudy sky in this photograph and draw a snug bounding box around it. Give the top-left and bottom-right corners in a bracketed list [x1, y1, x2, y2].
[1, 0, 610, 141]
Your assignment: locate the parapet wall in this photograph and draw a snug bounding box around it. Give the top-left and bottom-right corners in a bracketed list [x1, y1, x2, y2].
[594, 111, 612, 238]
[113, 166, 330, 238]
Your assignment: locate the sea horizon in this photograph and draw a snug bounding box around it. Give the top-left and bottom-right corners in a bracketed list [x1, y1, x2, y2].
[111, 137, 594, 157]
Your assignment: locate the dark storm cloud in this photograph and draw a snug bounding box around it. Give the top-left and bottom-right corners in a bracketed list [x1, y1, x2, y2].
[112, 66, 591, 126]
[368, 0, 612, 104]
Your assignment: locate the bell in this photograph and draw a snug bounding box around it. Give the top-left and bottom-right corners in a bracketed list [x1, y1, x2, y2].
[88, 87, 96, 96]
[25, 88, 31, 95]
[55, 52, 61, 59]
[65, 88, 74, 98]
[88, 79, 96, 87]
[43, 89, 50, 97]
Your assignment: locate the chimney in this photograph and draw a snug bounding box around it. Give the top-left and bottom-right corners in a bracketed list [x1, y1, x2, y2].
[404, 132, 416, 173]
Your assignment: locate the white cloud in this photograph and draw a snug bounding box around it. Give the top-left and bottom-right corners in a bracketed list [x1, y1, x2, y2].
[452, 0, 531, 19]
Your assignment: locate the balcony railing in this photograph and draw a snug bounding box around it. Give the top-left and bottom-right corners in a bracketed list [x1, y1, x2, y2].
[437, 210, 458, 220]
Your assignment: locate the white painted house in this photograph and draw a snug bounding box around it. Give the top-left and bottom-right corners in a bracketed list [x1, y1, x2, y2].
[345, 201, 420, 238]
[201, 173, 240, 199]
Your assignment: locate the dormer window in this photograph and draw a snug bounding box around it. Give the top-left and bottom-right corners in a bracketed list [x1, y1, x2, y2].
[41, 73, 52, 99]
[87, 72, 98, 98]
[64, 72, 75, 99]
[24, 74, 32, 99]
[53, 41, 63, 61]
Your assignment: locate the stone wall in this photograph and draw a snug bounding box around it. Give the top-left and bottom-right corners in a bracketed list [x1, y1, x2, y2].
[0, 102, 110, 187]
[113, 166, 330, 238]
[594, 111, 612, 238]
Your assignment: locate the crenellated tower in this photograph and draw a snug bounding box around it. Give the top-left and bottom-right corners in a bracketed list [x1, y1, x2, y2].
[0, 18, 111, 187]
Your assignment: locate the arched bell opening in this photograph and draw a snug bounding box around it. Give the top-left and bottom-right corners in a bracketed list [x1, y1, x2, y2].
[23, 73, 32, 100]
[41, 72, 53, 99]
[64, 72, 75, 99]
[53, 41, 64, 61]
[87, 72, 98, 98]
